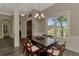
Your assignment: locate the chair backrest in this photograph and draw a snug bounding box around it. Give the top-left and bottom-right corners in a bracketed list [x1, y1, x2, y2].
[25, 40, 32, 52]
[52, 47, 62, 56]
[59, 44, 65, 52]
[22, 38, 27, 43]
[52, 44, 65, 56]
[57, 39, 66, 52]
[21, 38, 27, 47]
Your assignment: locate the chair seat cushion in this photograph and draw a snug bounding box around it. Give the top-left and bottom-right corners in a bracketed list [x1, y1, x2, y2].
[31, 46, 39, 52]
[53, 47, 57, 49]
[47, 49, 52, 53]
[53, 50, 60, 55]
[47, 46, 58, 52]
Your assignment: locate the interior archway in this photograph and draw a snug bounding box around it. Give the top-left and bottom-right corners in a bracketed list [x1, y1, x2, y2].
[0, 19, 14, 50]
[1, 19, 12, 38]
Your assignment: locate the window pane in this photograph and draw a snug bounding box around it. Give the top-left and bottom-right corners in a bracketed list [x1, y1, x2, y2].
[56, 28, 61, 37]
[48, 17, 55, 36]
[63, 27, 68, 38]
[56, 15, 68, 38]
[63, 21, 68, 27]
[57, 22, 61, 27]
[56, 27, 68, 38]
[48, 17, 54, 25]
[48, 26, 54, 36]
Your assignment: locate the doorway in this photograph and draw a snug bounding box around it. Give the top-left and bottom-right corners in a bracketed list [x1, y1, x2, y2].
[27, 20, 32, 40]
[2, 19, 12, 38]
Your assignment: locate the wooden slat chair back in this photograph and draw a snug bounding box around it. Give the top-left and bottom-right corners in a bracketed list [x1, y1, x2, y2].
[21, 38, 27, 53]
[25, 39, 39, 56]
[47, 44, 65, 56]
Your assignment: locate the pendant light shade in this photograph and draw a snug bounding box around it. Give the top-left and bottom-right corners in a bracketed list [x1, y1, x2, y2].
[20, 8, 25, 16]
[21, 13, 25, 16]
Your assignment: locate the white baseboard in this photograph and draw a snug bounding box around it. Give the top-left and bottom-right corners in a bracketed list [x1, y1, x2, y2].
[66, 35, 79, 53]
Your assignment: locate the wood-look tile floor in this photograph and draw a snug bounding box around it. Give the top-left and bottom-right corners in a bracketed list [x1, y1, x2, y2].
[0, 37, 24, 56]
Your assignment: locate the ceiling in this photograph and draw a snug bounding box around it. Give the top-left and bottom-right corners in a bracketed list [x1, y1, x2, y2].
[0, 3, 55, 15]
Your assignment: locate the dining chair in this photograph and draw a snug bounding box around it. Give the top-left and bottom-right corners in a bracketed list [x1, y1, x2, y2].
[25, 39, 40, 56]
[57, 44, 65, 56]
[21, 38, 27, 53]
[57, 40, 66, 53]
[58, 44, 65, 55]
[47, 44, 64, 56]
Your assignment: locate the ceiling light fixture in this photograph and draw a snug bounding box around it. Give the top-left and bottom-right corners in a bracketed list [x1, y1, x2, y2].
[21, 13, 25, 16]
[34, 3, 44, 19]
[20, 8, 25, 16]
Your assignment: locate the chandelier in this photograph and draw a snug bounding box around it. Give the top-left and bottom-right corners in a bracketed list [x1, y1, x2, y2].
[34, 3, 44, 19]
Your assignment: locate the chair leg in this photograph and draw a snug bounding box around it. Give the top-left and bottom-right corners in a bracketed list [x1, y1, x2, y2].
[23, 46, 25, 53]
[25, 52, 28, 56]
[25, 52, 29, 56]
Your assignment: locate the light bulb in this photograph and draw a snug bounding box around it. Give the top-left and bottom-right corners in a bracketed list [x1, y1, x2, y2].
[41, 13, 44, 18]
[42, 15, 44, 18]
[36, 13, 39, 16]
[34, 15, 37, 18]
[34, 13, 39, 18]
[41, 13, 44, 16]
[21, 13, 25, 16]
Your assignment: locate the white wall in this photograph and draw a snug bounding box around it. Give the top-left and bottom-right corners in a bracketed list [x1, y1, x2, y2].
[66, 36, 79, 53]
[33, 18, 45, 36]
[20, 16, 27, 38]
[29, 9, 46, 36]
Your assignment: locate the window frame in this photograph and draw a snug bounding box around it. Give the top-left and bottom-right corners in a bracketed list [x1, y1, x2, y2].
[46, 10, 71, 39]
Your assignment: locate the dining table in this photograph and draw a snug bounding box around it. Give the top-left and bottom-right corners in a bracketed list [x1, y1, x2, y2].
[30, 36, 58, 55]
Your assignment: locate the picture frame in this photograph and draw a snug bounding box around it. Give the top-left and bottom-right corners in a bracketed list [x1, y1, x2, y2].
[3, 25, 7, 34]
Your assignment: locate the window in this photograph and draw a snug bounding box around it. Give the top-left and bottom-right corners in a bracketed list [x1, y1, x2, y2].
[47, 12, 69, 38]
[48, 17, 55, 36]
[56, 15, 68, 38]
